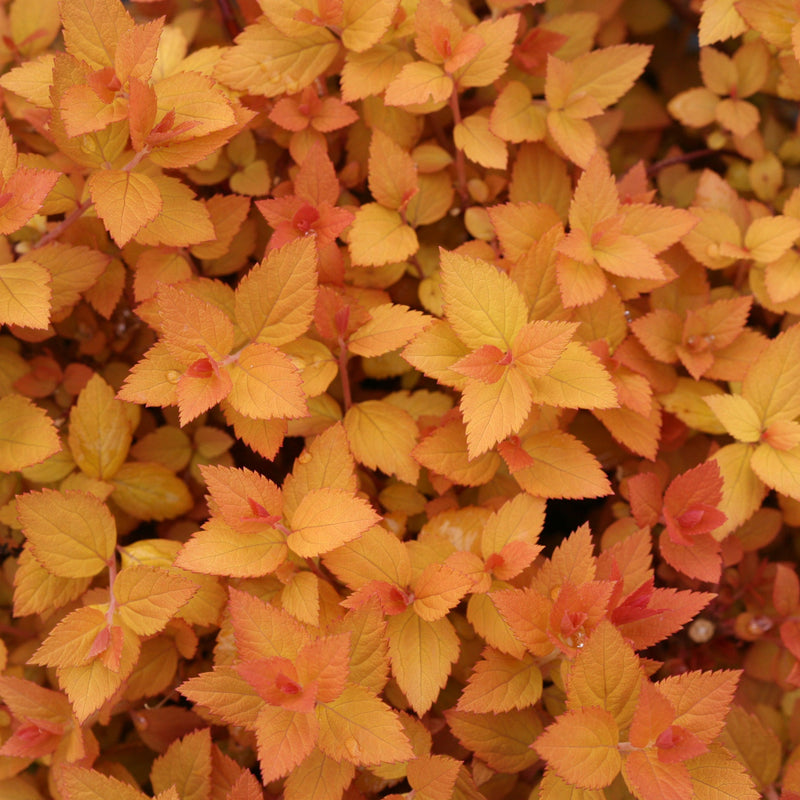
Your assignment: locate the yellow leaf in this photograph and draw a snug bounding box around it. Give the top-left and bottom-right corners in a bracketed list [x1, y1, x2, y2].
[699, 0, 748, 45]
[56, 766, 147, 800]
[528, 342, 617, 409]
[68, 374, 132, 480]
[0, 261, 51, 328]
[287, 488, 380, 558]
[0, 394, 60, 472]
[151, 729, 212, 800]
[226, 342, 308, 420]
[348, 304, 429, 358]
[751, 443, 800, 501]
[344, 399, 419, 484]
[116, 342, 181, 410]
[743, 324, 800, 426]
[135, 175, 215, 247]
[384, 61, 453, 107]
[440, 249, 528, 350]
[703, 394, 761, 442]
[348, 203, 419, 267]
[234, 237, 318, 346]
[490, 81, 547, 143]
[402, 319, 470, 390]
[454, 113, 507, 170]
[283, 749, 356, 800]
[341, 44, 413, 103]
[60, 0, 134, 70]
[282, 423, 358, 517]
[114, 566, 197, 637]
[153, 71, 237, 139]
[0, 53, 57, 109]
[461, 367, 532, 458]
[687, 744, 760, 799]
[566, 620, 642, 730]
[667, 86, 719, 128]
[455, 14, 519, 89]
[316, 684, 413, 766]
[387, 609, 459, 715]
[568, 44, 652, 110]
[26, 243, 109, 317]
[215, 18, 338, 97]
[88, 170, 163, 247]
[413, 414, 501, 487]
[412, 564, 472, 622]
[17, 489, 116, 578]
[546, 110, 598, 169]
[718, 706, 781, 791]
[534, 707, 620, 789]
[111, 462, 193, 521]
[13, 546, 91, 617]
[178, 664, 263, 729]
[176, 518, 285, 577]
[57, 627, 140, 722]
[323, 524, 412, 590]
[342, 0, 398, 52]
[446, 708, 541, 773]
[744, 215, 800, 264]
[456, 648, 543, 713]
[254, 706, 318, 783]
[368, 129, 418, 212]
[711, 442, 766, 536]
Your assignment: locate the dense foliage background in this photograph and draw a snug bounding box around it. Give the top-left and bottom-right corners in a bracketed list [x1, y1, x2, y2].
[1, 0, 800, 798]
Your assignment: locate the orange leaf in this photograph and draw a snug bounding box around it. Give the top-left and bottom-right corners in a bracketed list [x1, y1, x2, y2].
[387, 609, 459, 715]
[456, 648, 542, 713]
[0, 260, 51, 328]
[114, 566, 198, 636]
[57, 766, 147, 800]
[315, 684, 413, 766]
[287, 488, 380, 558]
[622, 749, 692, 800]
[68, 373, 132, 479]
[656, 670, 740, 743]
[151, 729, 212, 800]
[17, 489, 116, 578]
[344, 400, 419, 484]
[566, 620, 642, 730]
[534, 707, 621, 789]
[446, 708, 542, 773]
[255, 705, 318, 783]
[348, 203, 419, 267]
[87, 169, 162, 246]
[412, 563, 472, 622]
[0, 394, 60, 472]
[234, 237, 318, 346]
[503, 429, 612, 500]
[175, 520, 288, 578]
[226, 343, 307, 420]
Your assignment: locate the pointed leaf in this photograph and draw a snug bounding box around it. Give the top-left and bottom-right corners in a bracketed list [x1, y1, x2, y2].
[18, 489, 115, 578]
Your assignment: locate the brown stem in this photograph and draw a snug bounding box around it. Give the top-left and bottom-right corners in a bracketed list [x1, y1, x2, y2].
[216, 0, 242, 39]
[646, 148, 739, 178]
[33, 197, 93, 250]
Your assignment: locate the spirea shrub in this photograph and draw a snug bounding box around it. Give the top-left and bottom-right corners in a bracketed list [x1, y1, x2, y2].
[0, 0, 798, 798]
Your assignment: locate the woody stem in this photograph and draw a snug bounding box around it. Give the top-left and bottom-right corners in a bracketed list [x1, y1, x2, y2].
[33, 198, 92, 250]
